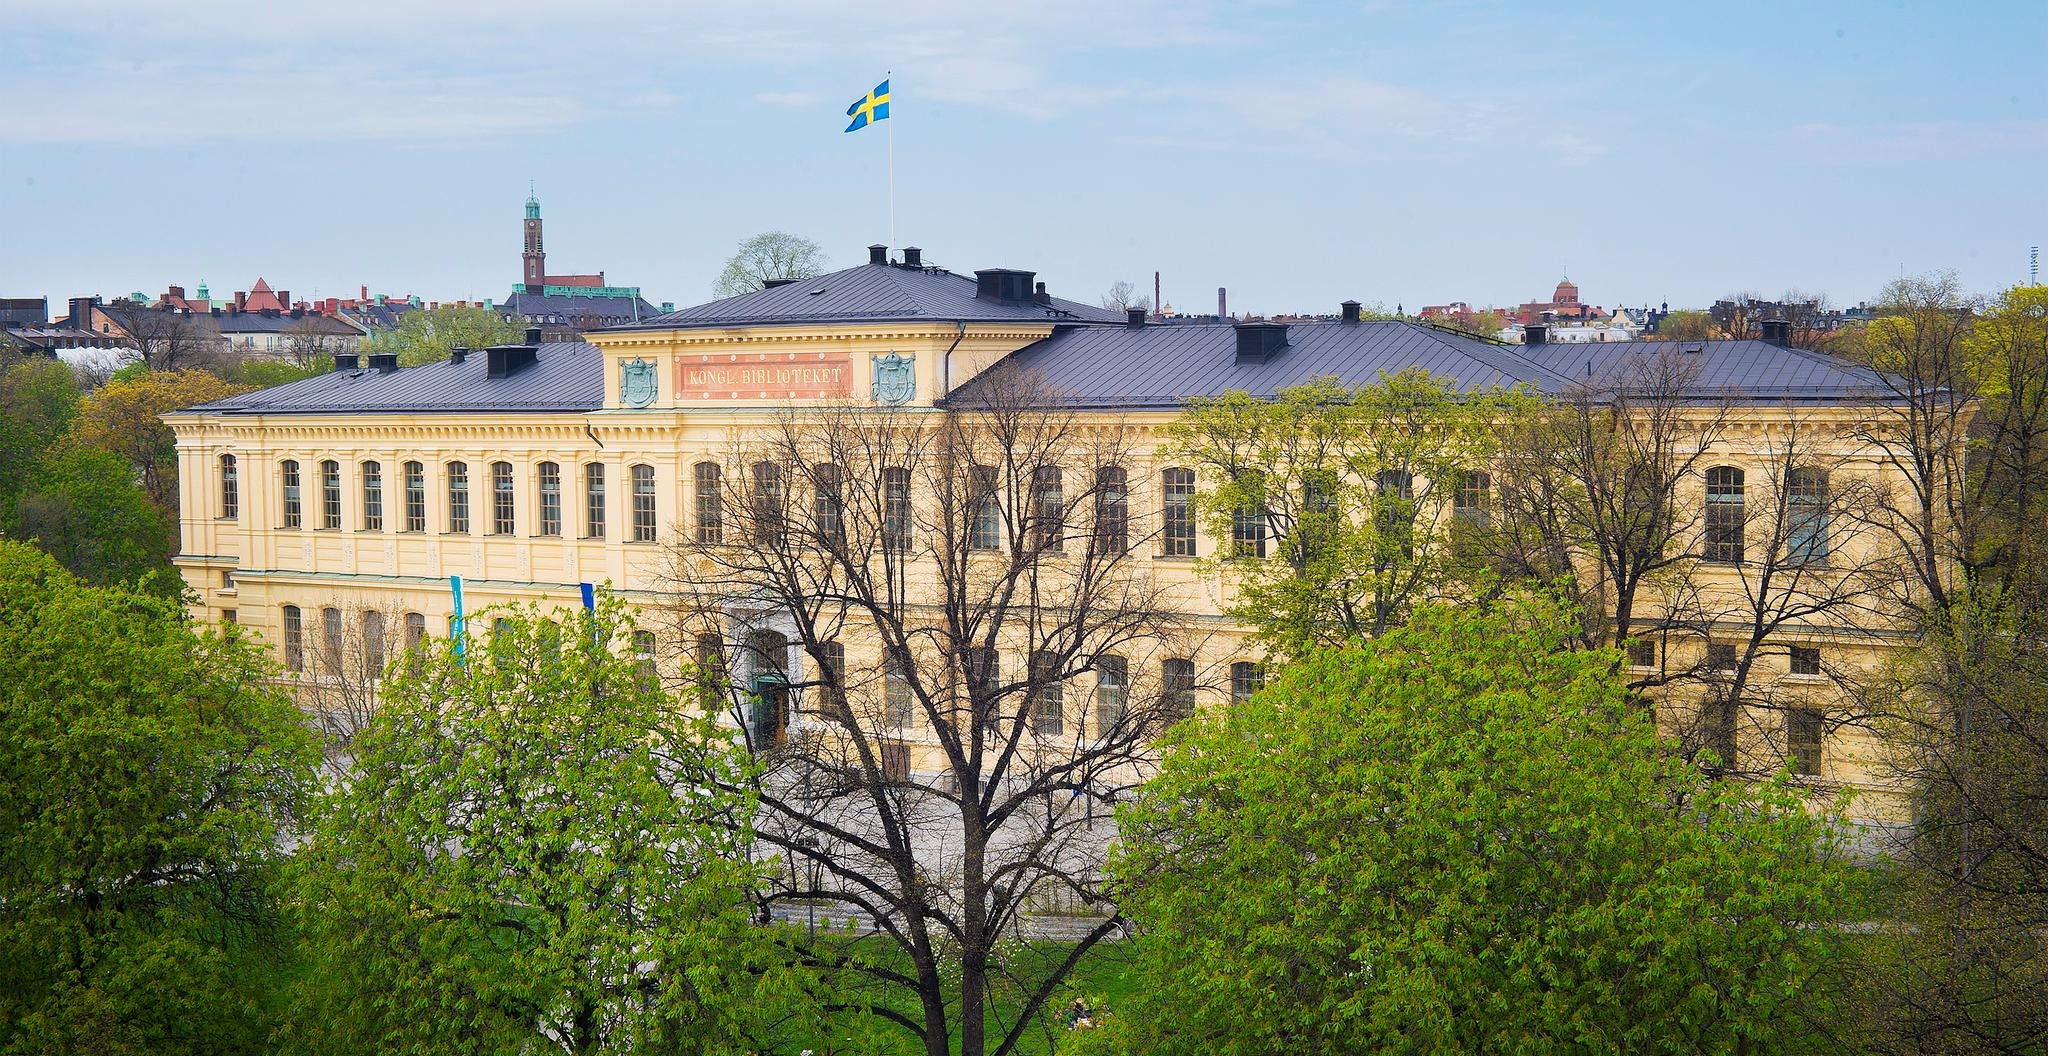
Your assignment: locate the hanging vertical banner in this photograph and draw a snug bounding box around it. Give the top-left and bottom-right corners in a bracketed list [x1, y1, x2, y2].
[450, 574, 467, 663]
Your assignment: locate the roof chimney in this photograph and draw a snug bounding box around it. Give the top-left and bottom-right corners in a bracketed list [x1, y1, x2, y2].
[1218, 287, 1227, 319]
[1234, 321, 1289, 364]
[1127, 306, 1147, 327]
[524, 326, 543, 344]
[902, 246, 922, 267]
[486, 333, 540, 378]
[279, 290, 290, 306]
[974, 269, 1036, 302]
[1760, 318, 1791, 347]
[868, 244, 888, 265]
[1524, 323, 1549, 346]
[330, 353, 361, 372]
[366, 352, 399, 372]
[450, 346, 469, 364]
[1340, 300, 1361, 324]
[1034, 281, 1050, 305]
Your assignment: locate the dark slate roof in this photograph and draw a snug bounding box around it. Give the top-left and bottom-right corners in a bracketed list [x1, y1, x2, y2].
[212, 312, 361, 335]
[172, 341, 603, 416]
[946, 321, 1892, 408]
[613, 262, 1124, 331]
[502, 290, 662, 327]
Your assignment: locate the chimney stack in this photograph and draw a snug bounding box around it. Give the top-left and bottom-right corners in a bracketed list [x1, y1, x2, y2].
[279, 289, 290, 307]
[524, 326, 543, 344]
[1218, 287, 1227, 319]
[366, 353, 399, 372]
[450, 346, 469, 364]
[1340, 300, 1362, 324]
[1234, 321, 1289, 364]
[1524, 323, 1549, 346]
[1034, 280, 1050, 305]
[868, 244, 889, 265]
[1126, 306, 1147, 327]
[902, 246, 922, 267]
[1760, 319, 1791, 347]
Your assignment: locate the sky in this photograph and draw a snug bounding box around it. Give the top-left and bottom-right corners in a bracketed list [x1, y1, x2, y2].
[3, 0, 2045, 317]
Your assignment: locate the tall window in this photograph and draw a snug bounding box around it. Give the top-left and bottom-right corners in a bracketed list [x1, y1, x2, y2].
[1095, 466, 1128, 553]
[403, 461, 426, 531]
[1453, 470, 1491, 529]
[882, 467, 912, 553]
[281, 460, 301, 528]
[693, 463, 722, 544]
[633, 464, 657, 542]
[1030, 651, 1063, 736]
[884, 652, 914, 728]
[1032, 465, 1064, 552]
[447, 462, 470, 534]
[362, 611, 386, 679]
[1786, 467, 1829, 564]
[966, 646, 1000, 733]
[632, 630, 658, 692]
[1230, 661, 1266, 705]
[491, 461, 515, 535]
[281, 604, 304, 671]
[1374, 469, 1414, 557]
[1704, 694, 1738, 772]
[752, 462, 785, 546]
[361, 461, 383, 531]
[881, 741, 911, 782]
[813, 464, 844, 546]
[1094, 655, 1127, 736]
[537, 462, 561, 536]
[1787, 709, 1823, 776]
[1705, 466, 1745, 563]
[219, 455, 238, 519]
[1229, 473, 1267, 559]
[814, 641, 847, 721]
[404, 612, 426, 671]
[1162, 468, 1196, 557]
[584, 463, 606, 539]
[320, 460, 341, 529]
[969, 465, 1001, 551]
[695, 633, 728, 710]
[1162, 658, 1196, 722]
[321, 607, 343, 672]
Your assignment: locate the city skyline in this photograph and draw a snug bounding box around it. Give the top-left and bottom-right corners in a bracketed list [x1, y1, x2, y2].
[4, 0, 2044, 314]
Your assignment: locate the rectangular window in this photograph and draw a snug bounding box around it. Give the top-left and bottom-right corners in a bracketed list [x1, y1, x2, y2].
[1030, 651, 1063, 736]
[885, 652, 914, 728]
[220, 455, 238, 519]
[1790, 645, 1821, 676]
[221, 569, 235, 590]
[695, 633, 727, 710]
[813, 464, 843, 546]
[880, 740, 911, 782]
[1094, 655, 1127, 736]
[1627, 638, 1656, 668]
[320, 460, 341, 529]
[1453, 470, 1491, 529]
[1162, 468, 1196, 557]
[752, 462, 785, 546]
[1095, 466, 1129, 553]
[883, 467, 912, 553]
[404, 461, 426, 531]
[361, 461, 383, 531]
[967, 646, 999, 733]
[1230, 661, 1266, 705]
[693, 463, 722, 544]
[1707, 643, 1737, 673]
[537, 462, 561, 536]
[1705, 466, 1745, 563]
[1162, 658, 1196, 723]
[447, 462, 470, 534]
[1788, 709, 1823, 776]
[969, 465, 1001, 551]
[404, 612, 426, 666]
[321, 606, 343, 673]
[632, 630, 658, 692]
[1230, 476, 1267, 560]
[1787, 467, 1830, 565]
[281, 604, 303, 671]
[1374, 469, 1414, 558]
[1032, 465, 1064, 552]
[584, 463, 605, 539]
[814, 641, 847, 722]
[362, 611, 386, 680]
[221, 608, 236, 625]
[633, 464, 657, 542]
[281, 460, 301, 528]
[491, 461, 515, 535]
[1705, 693, 1738, 772]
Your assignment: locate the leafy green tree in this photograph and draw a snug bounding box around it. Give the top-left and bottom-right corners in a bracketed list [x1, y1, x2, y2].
[286, 597, 803, 1055]
[1100, 597, 1856, 1055]
[65, 368, 247, 518]
[365, 304, 522, 367]
[1646, 308, 1718, 341]
[11, 446, 175, 589]
[0, 541, 319, 1055]
[713, 231, 827, 298]
[1168, 371, 1537, 657]
[0, 358, 79, 515]
[217, 355, 327, 389]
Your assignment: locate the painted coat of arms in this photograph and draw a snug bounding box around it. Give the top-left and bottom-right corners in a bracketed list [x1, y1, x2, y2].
[620, 358, 657, 407]
[872, 352, 915, 405]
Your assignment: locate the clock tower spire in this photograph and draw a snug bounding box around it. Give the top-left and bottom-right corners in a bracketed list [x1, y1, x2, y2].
[522, 183, 546, 289]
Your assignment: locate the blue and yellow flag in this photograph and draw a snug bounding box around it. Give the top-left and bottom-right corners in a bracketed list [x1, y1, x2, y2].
[845, 79, 890, 133]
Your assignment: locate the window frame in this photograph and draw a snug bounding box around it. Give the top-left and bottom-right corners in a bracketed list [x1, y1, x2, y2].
[1704, 465, 1746, 564]
[693, 462, 722, 544]
[491, 461, 515, 535]
[280, 459, 301, 528]
[319, 459, 342, 529]
[403, 461, 426, 531]
[1162, 467, 1196, 557]
[1095, 466, 1128, 553]
[584, 462, 606, 539]
[537, 461, 562, 537]
[361, 460, 383, 531]
[633, 464, 658, 542]
[219, 454, 238, 519]
[447, 462, 470, 534]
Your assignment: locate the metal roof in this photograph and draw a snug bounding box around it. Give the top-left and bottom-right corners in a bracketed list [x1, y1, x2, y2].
[945, 321, 1894, 408]
[611, 261, 1124, 331]
[173, 341, 604, 416]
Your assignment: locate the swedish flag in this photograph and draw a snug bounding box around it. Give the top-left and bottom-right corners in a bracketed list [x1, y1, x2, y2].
[845, 79, 890, 133]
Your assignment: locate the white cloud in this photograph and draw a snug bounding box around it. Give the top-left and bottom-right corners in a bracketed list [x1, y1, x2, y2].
[755, 90, 825, 107]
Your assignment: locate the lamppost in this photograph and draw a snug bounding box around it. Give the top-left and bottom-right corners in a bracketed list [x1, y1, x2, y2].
[796, 834, 822, 943]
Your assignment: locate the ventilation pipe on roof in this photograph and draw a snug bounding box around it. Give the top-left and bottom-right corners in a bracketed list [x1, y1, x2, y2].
[1234, 321, 1289, 364]
[1524, 323, 1549, 346]
[1034, 281, 1050, 306]
[450, 346, 469, 364]
[868, 244, 889, 265]
[367, 353, 399, 372]
[762, 277, 799, 289]
[524, 326, 543, 344]
[330, 354, 362, 372]
[1341, 300, 1362, 324]
[1760, 319, 1791, 347]
[1127, 307, 1147, 327]
[903, 246, 922, 267]
[974, 269, 1036, 302]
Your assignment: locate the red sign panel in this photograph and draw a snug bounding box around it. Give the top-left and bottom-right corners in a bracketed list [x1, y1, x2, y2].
[674, 351, 854, 401]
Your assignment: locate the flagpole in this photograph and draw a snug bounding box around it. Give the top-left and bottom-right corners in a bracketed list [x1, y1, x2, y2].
[887, 70, 896, 253]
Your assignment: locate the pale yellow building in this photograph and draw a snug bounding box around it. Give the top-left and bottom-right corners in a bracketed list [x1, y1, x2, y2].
[166, 247, 1920, 830]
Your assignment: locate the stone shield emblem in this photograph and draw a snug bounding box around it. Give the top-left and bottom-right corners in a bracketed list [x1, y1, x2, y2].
[872, 352, 915, 406]
[620, 357, 657, 407]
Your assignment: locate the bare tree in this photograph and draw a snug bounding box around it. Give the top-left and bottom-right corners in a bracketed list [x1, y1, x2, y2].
[118, 307, 224, 372]
[281, 316, 352, 369]
[287, 597, 428, 775]
[660, 366, 1206, 1056]
[1098, 280, 1152, 315]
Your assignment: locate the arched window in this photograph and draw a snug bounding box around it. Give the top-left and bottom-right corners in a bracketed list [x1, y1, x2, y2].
[320, 460, 341, 529]
[446, 462, 470, 534]
[1229, 471, 1267, 559]
[219, 454, 238, 519]
[1161, 658, 1197, 722]
[281, 604, 304, 671]
[813, 463, 844, 545]
[1786, 467, 1829, 564]
[403, 611, 426, 672]
[1705, 466, 1745, 563]
[320, 606, 343, 672]
[969, 465, 1001, 551]
[490, 461, 515, 535]
[361, 461, 383, 531]
[632, 464, 657, 542]
[884, 651, 914, 729]
[882, 467, 912, 552]
[1162, 468, 1196, 556]
[1230, 661, 1266, 705]
[362, 611, 386, 680]
[694, 633, 727, 710]
[1094, 466, 1128, 553]
[752, 462, 784, 545]
[1030, 650, 1064, 736]
[584, 463, 606, 539]
[537, 461, 561, 536]
[280, 459, 301, 528]
[693, 462, 722, 544]
[403, 462, 426, 531]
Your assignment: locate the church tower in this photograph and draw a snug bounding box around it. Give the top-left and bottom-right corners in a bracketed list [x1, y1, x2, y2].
[522, 187, 546, 289]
